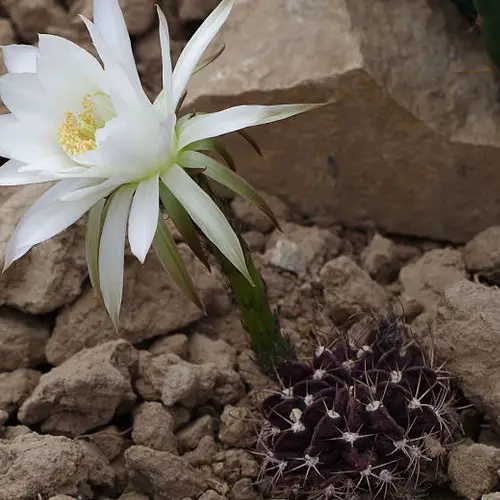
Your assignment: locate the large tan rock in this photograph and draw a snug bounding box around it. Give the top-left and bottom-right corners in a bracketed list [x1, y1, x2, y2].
[0, 185, 88, 314]
[185, 0, 500, 243]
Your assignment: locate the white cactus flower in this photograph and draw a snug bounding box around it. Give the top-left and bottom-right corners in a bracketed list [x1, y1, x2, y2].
[0, 0, 322, 327]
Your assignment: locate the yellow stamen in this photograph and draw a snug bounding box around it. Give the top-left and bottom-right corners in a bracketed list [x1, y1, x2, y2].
[57, 93, 106, 156]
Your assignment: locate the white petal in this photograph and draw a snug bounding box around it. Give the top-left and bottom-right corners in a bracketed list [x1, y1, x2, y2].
[80, 16, 154, 119]
[4, 182, 106, 268]
[128, 175, 159, 263]
[0, 116, 61, 163]
[162, 164, 251, 282]
[178, 103, 322, 149]
[36, 34, 104, 111]
[17, 155, 82, 174]
[92, 0, 140, 86]
[2, 45, 38, 74]
[172, 0, 233, 109]
[81, 115, 159, 179]
[0, 159, 58, 185]
[58, 177, 124, 201]
[157, 6, 173, 119]
[156, 114, 176, 163]
[98, 185, 135, 328]
[22, 179, 91, 221]
[0, 72, 47, 118]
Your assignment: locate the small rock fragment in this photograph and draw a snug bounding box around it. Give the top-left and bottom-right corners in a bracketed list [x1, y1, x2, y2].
[0, 410, 8, 426]
[83, 425, 125, 461]
[230, 478, 260, 500]
[161, 360, 218, 408]
[118, 493, 149, 500]
[49, 496, 77, 500]
[176, 415, 214, 452]
[465, 226, 500, 284]
[132, 402, 178, 454]
[448, 442, 500, 499]
[183, 435, 219, 467]
[125, 445, 206, 500]
[199, 491, 226, 500]
[118, 493, 150, 500]
[213, 369, 246, 406]
[170, 405, 192, 431]
[149, 333, 189, 358]
[189, 333, 236, 369]
[0, 309, 49, 371]
[400, 248, 466, 311]
[242, 231, 267, 252]
[320, 256, 389, 323]
[212, 450, 260, 484]
[18, 340, 137, 436]
[265, 223, 340, 275]
[0, 368, 40, 415]
[0, 433, 114, 500]
[360, 233, 400, 283]
[0, 425, 31, 440]
[237, 350, 277, 393]
[482, 494, 500, 500]
[219, 406, 255, 448]
[135, 351, 176, 400]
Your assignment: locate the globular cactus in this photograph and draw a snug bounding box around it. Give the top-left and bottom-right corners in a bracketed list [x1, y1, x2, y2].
[257, 316, 457, 499]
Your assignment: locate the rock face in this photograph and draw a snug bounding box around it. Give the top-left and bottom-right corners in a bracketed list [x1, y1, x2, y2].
[185, 0, 500, 243]
[427, 280, 500, 424]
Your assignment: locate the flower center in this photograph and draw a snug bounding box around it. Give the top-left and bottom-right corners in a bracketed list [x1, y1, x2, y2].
[57, 93, 113, 157]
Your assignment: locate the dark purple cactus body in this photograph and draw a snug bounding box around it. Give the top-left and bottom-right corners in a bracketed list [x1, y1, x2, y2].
[258, 317, 456, 499]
